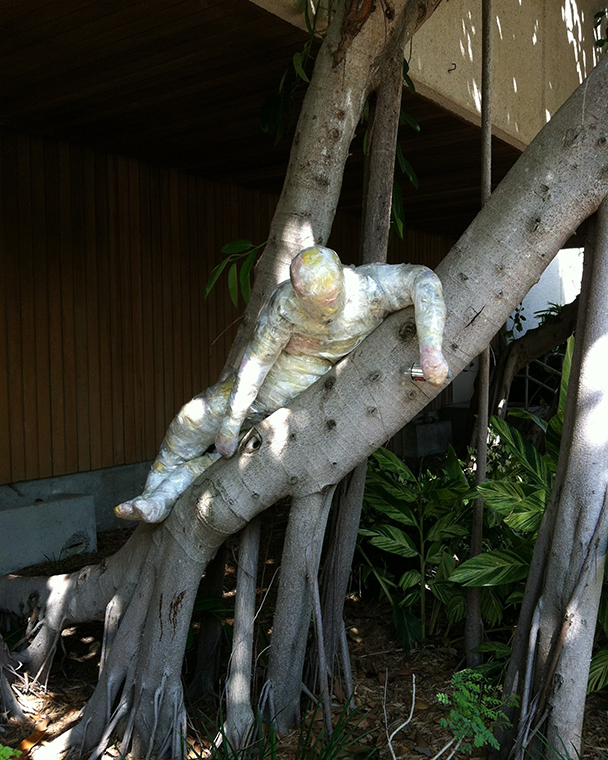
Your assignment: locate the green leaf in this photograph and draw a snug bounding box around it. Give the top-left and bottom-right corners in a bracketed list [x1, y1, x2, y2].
[490, 416, 553, 491]
[504, 508, 544, 534]
[372, 447, 416, 482]
[399, 569, 421, 591]
[228, 262, 239, 307]
[221, 239, 253, 255]
[472, 641, 511, 659]
[400, 155, 419, 188]
[391, 180, 405, 239]
[450, 548, 532, 587]
[481, 588, 504, 627]
[507, 408, 548, 432]
[393, 604, 422, 650]
[402, 60, 415, 92]
[559, 335, 574, 415]
[363, 524, 419, 558]
[400, 111, 420, 133]
[396, 143, 407, 174]
[505, 589, 524, 605]
[362, 129, 369, 156]
[446, 592, 467, 623]
[205, 258, 230, 298]
[444, 445, 467, 484]
[588, 647, 608, 692]
[428, 579, 457, 605]
[476, 481, 545, 520]
[436, 550, 457, 580]
[425, 541, 446, 565]
[364, 488, 417, 524]
[239, 248, 258, 304]
[366, 468, 418, 502]
[427, 514, 469, 542]
[293, 51, 310, 82]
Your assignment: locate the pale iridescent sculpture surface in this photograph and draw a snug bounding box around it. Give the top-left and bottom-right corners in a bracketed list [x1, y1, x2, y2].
[116, 246, 448, 523]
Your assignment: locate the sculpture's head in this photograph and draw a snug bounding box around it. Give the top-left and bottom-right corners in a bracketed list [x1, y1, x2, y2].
[290, 246, 345, 320]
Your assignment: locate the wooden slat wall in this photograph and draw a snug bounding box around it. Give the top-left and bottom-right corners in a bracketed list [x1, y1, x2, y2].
[0, 127, 455, 486]
[0, 128, 276, 485]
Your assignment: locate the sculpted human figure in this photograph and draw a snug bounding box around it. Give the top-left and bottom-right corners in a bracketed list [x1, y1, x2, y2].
[116, 246, 449, 523]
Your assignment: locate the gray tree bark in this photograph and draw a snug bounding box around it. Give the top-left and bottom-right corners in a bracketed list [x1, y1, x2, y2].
[315, 30, 405, 692]
[225, 518, 261, 747]
[494, 225, 594, 758]
[531, 199, 608, 755]
[266, 490, 335, 732]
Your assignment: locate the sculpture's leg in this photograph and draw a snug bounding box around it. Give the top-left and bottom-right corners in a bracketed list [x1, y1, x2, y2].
[115, 379, 234, 522]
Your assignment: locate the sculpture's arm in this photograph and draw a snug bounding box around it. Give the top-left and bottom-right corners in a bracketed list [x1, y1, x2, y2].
[216, 293, 293, 457]
[367, 263, 449, 386]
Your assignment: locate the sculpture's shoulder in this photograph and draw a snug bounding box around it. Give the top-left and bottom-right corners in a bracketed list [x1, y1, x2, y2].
[344, 264, 403, 316]
[351, 263, 420, 312]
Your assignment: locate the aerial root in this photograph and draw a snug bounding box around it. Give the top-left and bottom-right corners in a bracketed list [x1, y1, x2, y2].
[32, 617, 66, 686]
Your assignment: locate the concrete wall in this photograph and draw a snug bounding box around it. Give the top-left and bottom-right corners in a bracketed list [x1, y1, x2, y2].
[411, 0, 600, 149]
[0, 460, 151, 533]
[255, 0, 602, 150]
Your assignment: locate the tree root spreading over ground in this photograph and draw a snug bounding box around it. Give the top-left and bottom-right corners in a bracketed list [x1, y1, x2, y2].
[2, 524, 608, 759]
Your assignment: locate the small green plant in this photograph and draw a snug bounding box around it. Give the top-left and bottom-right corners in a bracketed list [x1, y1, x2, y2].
[0, 745, 21, 760]
[359, 446, 471, 648]
[437, 670, 509, 754]
[450, 340, 577, 594]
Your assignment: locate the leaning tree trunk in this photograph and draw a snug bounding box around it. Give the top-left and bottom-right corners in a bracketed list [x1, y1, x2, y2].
[4, 22, 608, 760]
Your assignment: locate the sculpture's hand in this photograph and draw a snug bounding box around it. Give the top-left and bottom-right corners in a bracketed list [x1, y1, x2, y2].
[420, 345, 449, 387]
[216, 431, 239, 459]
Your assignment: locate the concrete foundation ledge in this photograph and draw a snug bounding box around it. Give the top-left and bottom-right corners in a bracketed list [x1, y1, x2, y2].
[0, 494, 97, 575]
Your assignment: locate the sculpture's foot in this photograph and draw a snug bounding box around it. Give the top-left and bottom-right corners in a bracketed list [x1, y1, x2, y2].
[115, 452, 222, 524]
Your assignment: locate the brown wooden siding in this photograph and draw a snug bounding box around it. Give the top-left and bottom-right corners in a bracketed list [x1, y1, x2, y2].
[0, 128, 277, 484]
[0, 127, 455, 485]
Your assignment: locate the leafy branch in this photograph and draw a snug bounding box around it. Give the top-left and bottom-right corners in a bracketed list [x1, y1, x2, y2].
[205, 240, 266, 307]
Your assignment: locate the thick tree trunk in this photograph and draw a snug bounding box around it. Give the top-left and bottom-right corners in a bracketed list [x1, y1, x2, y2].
[222, 0, 444, 378]
[6, 17, 608, 760]
[225, 518, 261, 747]
[266, 490, 335, 732]
[531, 200, 608, 754]
[316, 45, 404, 688]
[494, 227, 594, 759]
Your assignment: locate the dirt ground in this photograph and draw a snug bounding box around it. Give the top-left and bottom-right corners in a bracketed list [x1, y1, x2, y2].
[2, 519, 608, 760]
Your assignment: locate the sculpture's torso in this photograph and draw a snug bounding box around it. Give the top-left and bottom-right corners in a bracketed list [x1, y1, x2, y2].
[251, 266, 410, 415]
